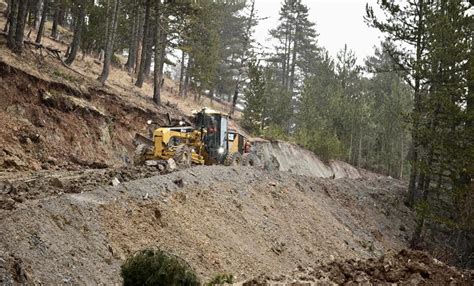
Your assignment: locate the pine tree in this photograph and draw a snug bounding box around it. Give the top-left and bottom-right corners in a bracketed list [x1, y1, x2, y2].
[242, 59, 266, 132]
[98, 0, 120, 84]
[229, 0, 257, 114]
[410, 0, 473, 260]
[135, 0, 151, 87]
[64, 0, 86, 65]
[35, 0, 48, 44]
[187, 1, 220, 101]
[269, 0, 318, 92]
[366, 0, 430, 207]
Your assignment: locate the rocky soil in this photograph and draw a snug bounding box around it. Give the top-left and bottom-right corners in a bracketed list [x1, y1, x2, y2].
[0, 166, 170, 209]
[0, 56, 183, 172]
[243, 249, 473, 285]
[0, 166, 415, 284]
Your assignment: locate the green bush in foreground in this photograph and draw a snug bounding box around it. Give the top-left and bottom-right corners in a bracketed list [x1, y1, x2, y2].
[206, 273, 234, 285]
[121, 249, 200, 286]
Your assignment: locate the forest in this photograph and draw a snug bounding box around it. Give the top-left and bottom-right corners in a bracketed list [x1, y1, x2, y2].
[2, 0, 473, 267]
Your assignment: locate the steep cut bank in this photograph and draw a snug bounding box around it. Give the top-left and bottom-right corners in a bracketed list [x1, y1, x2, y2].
[0, 58, 183, 171]
[253, 140, 361, 179]
[0, 166, 414, 284]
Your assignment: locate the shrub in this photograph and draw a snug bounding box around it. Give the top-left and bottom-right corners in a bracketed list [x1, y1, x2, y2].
[206, 273, 234, 285]
[295, 128, 345, 162]
[121, 249, 200, 286]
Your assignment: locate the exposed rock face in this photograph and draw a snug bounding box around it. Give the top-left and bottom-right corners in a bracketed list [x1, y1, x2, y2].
[253, 140, 360, 179]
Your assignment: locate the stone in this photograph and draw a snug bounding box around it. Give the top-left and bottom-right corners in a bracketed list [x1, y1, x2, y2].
[3, 155, 27, 169]
[173, 178, 184, 188]
[0, 198, 16, 210]
[167, 158, 177, 171]
[39, 90, 54, 106]
[145, 160, 159, 166]
[111, 177, 121, 187]
[49, 178, 63, 188]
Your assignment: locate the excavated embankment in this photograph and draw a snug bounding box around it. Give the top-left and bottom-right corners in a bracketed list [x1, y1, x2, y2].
[253, 140, 361, 179]
[0, 166, 414, 284]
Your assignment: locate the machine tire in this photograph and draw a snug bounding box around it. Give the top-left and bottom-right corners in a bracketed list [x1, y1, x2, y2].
[133, 144, 150, 166]
[173, 145, 192, 168]
[242, 153, 261, 168]
[224, 152, 242, 166]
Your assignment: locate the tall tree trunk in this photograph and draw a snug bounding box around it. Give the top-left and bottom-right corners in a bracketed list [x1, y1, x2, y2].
[13, 0, 29, 53]
[4, 0, 12, 32]
[285, 27, 292, 90]
[144, 47, 152, 76]
[348, 131, 353, 164]
[209, 89, 214, 104]
[57, 4, 65, 26]
[230, 0, 255, 115]
[358, 126, 363, 168]
[104, 0, 110, 49]
[7, 0, 19, 49]
[132, 10, 143, 73]
[407, 0, 425, 207]
[35, 0, 48, 43]
[64, 1, 85, 65]
[158, 30, 167, 74]
[183, 56, 192, 98]
[98, 0, 120, 84]
[34, 0, 42, 29]
[282, 32, 288, 87]
[231, 82, 239, 109]
[143, 26, 154, 76]
[51, 2, 58, 39]
[135, 0, 151, 88]
[289, 24, 298, 92]
[125, 2, 139, 72]
[152, 0, 162, 104]
[400, 133, 404, 179]
[178, 50, 185, 96]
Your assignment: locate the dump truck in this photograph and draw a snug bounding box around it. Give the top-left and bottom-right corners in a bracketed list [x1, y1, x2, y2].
[133, 108, 261, 168]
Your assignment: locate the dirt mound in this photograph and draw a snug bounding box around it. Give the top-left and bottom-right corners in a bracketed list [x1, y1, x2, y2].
[245, 249, 473, 285]
[0, 166, 414, 284]
[253, 141, 361, 179]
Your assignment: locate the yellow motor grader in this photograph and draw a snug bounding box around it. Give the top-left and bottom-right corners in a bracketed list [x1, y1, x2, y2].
[133, 108, 260, 168]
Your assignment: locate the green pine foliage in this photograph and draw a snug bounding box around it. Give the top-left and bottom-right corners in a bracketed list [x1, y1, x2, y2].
[367, 0, 473, 267]
[206, 273, 234, 286]
[120, 249, 200, 286]
[242, 59, 267, 132]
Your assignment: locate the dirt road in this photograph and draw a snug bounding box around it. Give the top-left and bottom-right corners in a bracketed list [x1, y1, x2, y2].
[0, 166, 169, 209]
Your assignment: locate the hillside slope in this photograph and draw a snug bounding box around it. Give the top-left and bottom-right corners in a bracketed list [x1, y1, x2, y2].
[0, 41, 187, 170]
[0, 9, 445, 286]
[0, 166, 415, 284]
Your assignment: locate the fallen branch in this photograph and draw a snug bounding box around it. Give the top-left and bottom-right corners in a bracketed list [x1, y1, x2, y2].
[22, 40, 85, 77]
[0, 31, 86, 77]
[24, 40, 62, 60]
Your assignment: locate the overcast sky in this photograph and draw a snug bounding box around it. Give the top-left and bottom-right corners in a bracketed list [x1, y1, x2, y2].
[253, 0, 384, 64]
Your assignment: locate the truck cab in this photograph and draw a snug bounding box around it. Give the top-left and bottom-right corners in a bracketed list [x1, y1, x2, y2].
[193, 108, 247, 165]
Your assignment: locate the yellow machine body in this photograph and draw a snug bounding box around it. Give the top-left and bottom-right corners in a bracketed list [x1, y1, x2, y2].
[144, 127, 206, 165]
[136, 108, 250, 166]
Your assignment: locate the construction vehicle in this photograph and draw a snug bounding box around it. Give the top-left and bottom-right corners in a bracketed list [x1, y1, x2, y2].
[133, 108, 260, 168]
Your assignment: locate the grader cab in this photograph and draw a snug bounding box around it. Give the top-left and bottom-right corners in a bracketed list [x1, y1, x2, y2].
[133, 108, 260, 168]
